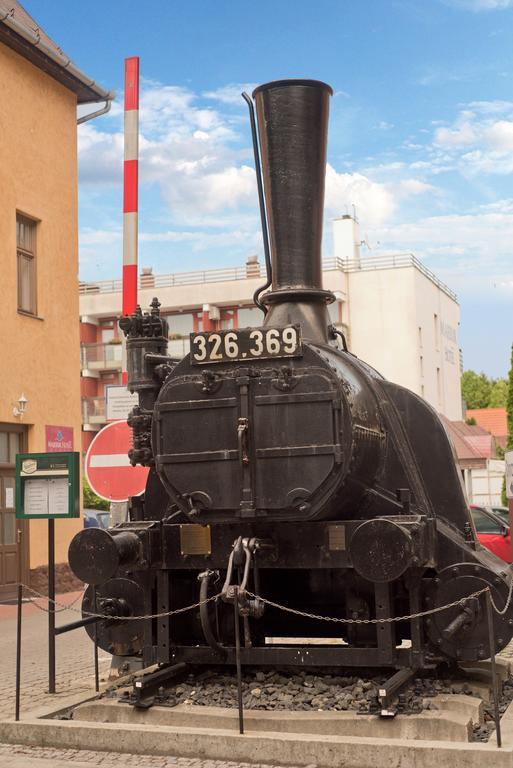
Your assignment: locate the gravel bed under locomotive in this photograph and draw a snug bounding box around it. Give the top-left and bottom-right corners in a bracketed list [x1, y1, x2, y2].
[69, 79, 513, 677]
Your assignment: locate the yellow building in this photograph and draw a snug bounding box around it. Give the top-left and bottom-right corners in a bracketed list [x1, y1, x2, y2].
[0, 1, 113, 598]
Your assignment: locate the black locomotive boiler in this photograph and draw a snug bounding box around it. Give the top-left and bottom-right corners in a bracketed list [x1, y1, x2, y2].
[69, 79, 513, 678]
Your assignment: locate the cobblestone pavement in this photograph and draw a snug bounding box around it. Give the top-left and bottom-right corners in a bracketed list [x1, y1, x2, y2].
[0, 590, 111, 721]
[0, 744, 312, 768]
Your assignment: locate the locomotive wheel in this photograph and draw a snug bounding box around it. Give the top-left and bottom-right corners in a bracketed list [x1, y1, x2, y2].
[82, 577, 145, 656]
[425, 564, 512, 661]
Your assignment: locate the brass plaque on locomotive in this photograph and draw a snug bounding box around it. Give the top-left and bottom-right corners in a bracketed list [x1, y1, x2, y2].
[190, 325, 303, 365]
[180, 524, 212, 555]
[328, 524, 346, 551]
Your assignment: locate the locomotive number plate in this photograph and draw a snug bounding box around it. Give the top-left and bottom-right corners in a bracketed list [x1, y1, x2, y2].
[190, 325, 303, 365]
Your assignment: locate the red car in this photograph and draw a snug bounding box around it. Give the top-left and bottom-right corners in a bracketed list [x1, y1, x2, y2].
[470, 505, 512, 563]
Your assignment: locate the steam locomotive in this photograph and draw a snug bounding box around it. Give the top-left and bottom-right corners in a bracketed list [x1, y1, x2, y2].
[69, 79, 513, 679]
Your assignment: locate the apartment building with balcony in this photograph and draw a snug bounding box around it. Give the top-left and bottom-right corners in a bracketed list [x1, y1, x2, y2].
[80, 216, 463, 451]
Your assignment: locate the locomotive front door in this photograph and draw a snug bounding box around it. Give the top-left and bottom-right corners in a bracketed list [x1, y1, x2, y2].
[155, 373, 244, 516]
[248, 367, 341, 514]
[155, 363, 341, 519]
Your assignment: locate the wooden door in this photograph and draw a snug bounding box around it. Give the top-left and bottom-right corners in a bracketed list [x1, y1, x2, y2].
[0, 426, 28, 601]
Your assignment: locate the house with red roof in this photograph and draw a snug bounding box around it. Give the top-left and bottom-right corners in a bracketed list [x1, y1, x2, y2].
[466, 407, 507, 451]
[443, 417, 505, 506]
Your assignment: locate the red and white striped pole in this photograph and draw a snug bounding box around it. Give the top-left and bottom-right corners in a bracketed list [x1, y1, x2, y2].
[122, 56, 139, 318]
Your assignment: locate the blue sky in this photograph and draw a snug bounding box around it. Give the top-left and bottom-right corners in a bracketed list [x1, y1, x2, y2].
[24, 0, 513, 377]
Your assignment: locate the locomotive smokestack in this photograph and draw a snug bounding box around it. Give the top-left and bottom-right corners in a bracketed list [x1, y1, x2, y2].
[252, 79, 335, 339]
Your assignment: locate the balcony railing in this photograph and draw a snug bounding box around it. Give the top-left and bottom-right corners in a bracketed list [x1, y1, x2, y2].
[82, 396, 106, 425]
[338, 254, 457, 302]
[79, 253, 457, 303]
[81, 342, 123, 370]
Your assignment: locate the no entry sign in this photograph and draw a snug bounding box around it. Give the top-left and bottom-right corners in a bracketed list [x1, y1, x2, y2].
[85, 421, 149, 502]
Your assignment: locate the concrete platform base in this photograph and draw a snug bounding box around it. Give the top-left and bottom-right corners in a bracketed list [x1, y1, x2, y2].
[1, 660, 511, 768]
[73, 697, 481, 742]
[0, 710, 512, 768]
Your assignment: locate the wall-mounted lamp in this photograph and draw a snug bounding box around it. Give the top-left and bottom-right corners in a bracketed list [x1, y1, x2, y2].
[13, 393, 28, 419]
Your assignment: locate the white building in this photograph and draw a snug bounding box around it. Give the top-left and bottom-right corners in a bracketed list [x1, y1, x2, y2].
[79, 215, 463, 447]
[333, 216, 462, 420]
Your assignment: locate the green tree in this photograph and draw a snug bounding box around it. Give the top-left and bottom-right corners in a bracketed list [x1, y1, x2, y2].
[83, 477, 110, 511]
[489, 378, 508, 408]
[502, 345, 513, 505]
[461, 370, 492, 409]
[507, 345, 513, 453]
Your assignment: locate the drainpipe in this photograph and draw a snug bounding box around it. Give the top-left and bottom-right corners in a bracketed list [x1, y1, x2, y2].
[77, 100, 112, 125]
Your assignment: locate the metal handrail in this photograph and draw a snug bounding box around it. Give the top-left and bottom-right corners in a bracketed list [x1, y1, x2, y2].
[80, 342, 123, 367]
[79, 254, 457, 302]
[81, 396, 106, 421]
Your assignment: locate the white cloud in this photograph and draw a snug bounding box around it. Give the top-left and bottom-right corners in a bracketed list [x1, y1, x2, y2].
[396, 179, 437, 196]
[78, 81, 255, 224]
[435, 121, 477, 148]
[78, 79, 513, 305]
[431, 101, 513, 174]
[483, 120, 513, 150]
[325, 167, 396, 225]
[468, 100, 513, 114]
[202, 83, 258, 105]
[372, 206, 513, 291]
[79, 81, 407, 233]
[444, 0, 513, 10]
[78, 124, 123, 184]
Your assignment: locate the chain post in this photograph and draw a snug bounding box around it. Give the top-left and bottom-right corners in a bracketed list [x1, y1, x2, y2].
[233, 586, 244, 734]
[93, 586, 100, 693]
[15, 582, 23, 721]
[486, 590, 502, 748]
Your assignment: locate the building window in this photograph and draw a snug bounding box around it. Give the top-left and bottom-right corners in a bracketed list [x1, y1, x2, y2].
[17, 214, 37, 315]
[237, 306, 262, 328]
[166, 313, 195, 338]
[418, 326, 423, 349]
[419, 355, 424, 377]
[437, 366, 443, 407]
[434, 313, 439, 350]
[328, 300, 342, 325]
[220, 310, 235, 330]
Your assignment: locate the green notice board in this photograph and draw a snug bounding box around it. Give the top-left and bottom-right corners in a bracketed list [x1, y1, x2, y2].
[15, 452, 80, 520]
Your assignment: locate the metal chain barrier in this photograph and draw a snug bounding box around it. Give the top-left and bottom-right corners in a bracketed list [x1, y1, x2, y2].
[28, 587, 86, 614]
[244, 589, 492, 624]
[18, 577, 513, 624]
[20, 583, 223, 621]
[489, 573, 513, 616]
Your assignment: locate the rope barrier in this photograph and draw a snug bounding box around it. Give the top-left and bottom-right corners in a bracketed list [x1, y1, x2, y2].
[17, 575, 513, 625]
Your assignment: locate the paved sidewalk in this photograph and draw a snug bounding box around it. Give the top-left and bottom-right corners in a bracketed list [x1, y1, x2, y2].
[0, 744, 306, 768]
[0, 592, 300, 767]
[0, 590, 110, 721]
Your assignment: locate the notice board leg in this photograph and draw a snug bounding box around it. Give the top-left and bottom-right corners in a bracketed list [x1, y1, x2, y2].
[48, 518, 56, 695]
[15, 583, 23, 721]
[93, 586, 99, 692]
